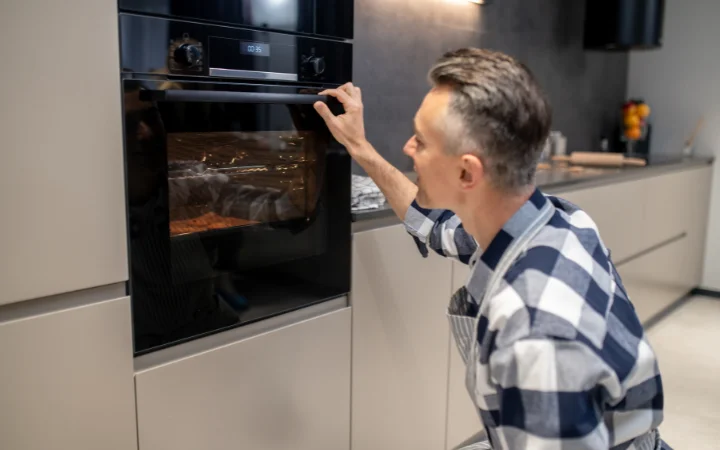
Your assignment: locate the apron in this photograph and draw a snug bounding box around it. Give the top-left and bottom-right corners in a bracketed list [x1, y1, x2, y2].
[446, 200, 669, 450]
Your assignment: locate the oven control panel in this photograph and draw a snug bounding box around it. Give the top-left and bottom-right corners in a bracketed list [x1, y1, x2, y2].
[120, 14, 352, 85]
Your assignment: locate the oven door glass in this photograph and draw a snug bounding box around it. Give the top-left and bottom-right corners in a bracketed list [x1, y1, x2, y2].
[124, 79, 350, 354]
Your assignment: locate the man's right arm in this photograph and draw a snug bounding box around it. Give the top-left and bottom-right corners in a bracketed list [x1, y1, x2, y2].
[314, 83, 477, 263]
[349, 141, 477, 264]
[313, 83, 417, 220]
[347, 140, 417, 221]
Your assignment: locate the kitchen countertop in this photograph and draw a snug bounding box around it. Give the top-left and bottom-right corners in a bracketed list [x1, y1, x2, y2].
[352, 155, 714, 232]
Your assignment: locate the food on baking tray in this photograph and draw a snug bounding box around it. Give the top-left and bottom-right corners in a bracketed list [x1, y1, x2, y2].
[168, 166, 230, 217]
[218, 182, 304, 223]
[165, 131, 321, 236]
[170, 212, 258, 236]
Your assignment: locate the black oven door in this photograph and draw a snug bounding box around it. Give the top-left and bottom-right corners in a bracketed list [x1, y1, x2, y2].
[118, 0, 353, 40]
[123, 77, 350, 354]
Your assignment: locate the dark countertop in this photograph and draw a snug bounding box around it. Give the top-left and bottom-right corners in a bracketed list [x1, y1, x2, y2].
[352, 156, 714, 231]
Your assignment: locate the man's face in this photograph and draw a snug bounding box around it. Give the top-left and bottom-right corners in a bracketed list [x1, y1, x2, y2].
[404, 86, 465, 209]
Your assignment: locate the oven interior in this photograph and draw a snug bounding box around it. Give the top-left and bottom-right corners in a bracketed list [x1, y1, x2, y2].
[166, 130, 321, 237]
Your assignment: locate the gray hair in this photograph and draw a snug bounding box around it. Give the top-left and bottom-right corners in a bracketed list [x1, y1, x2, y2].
[429, 48, 552, 192]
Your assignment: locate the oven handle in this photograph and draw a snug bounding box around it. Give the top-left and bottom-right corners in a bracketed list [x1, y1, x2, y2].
[141, 90, 328, 104]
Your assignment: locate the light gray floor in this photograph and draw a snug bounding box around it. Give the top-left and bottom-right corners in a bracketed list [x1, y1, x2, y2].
[646, 296, 720, 449]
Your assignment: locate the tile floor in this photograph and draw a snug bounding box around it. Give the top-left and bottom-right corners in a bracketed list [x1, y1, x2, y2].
[646, 296, 720, 449]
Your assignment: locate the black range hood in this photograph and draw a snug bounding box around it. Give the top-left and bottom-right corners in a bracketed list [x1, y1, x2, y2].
[584, 0, 666, 51]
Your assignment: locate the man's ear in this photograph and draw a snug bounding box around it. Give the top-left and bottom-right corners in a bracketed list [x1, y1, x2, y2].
[459, 153, 484, 189]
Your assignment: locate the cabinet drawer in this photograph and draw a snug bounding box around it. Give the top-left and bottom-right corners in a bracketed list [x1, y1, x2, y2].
[135, 307, 351, 450]
[560, 178, 647, 262]
[643, 171, 691, 248]
[0, 296, 136, 450]
[617, 237, 692, 323]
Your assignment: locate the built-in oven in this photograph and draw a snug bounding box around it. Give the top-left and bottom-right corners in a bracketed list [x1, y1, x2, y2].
[119, 13, 352, 355]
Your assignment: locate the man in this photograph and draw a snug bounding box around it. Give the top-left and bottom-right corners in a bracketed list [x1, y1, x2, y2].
[314, 48, 668, 450]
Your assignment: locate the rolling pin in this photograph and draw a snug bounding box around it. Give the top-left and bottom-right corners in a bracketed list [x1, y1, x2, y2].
[552, 152, 646, 167]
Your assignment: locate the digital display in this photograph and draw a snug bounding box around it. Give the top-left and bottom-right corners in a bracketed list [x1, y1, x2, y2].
[240, 41, 270, 57]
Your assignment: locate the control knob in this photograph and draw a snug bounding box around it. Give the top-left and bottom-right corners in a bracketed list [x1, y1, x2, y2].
[302, 55, 326, 76]
[173, 44, 202, 68]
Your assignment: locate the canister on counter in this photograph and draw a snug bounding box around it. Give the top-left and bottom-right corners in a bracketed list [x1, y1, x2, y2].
[551, 131, 567, 156]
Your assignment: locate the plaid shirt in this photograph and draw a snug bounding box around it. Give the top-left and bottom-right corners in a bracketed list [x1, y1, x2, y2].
[405, 188, 665, 450]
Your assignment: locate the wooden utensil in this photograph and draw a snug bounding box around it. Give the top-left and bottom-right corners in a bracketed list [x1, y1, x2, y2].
[552, 152, 647, 167]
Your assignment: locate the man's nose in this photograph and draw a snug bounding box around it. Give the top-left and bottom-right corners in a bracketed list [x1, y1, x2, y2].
[403, 137, 416, 157]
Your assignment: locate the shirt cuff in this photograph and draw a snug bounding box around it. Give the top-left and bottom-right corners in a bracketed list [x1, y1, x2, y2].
[404, 200, 435, 242]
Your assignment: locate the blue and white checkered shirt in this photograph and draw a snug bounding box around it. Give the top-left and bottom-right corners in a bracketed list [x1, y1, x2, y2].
[405, 188, 665, 450]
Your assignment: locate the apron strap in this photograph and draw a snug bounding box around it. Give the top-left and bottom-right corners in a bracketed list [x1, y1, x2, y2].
[478, 200, 555, 315]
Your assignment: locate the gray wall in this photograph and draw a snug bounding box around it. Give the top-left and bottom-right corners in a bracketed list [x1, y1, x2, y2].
[353, 0, 629, 172]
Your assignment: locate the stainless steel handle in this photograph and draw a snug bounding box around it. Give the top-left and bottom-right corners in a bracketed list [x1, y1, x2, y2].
[142, 90, 327, 104]
[209, 68, 298, 82]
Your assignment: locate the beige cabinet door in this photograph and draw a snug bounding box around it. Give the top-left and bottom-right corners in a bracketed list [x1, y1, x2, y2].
[627, 166, 712, 292]
[446, 261, 483, 450]
[0, 296, 137, 450]
[559, 178, 648, 263]
[135, 307, 351, 450]
[351, 224, 452, 450]
[0, 0, 128, 305]
[643, 170, 693, 248]
[675, 167, 713, 287]
[617, 237, 692, 323]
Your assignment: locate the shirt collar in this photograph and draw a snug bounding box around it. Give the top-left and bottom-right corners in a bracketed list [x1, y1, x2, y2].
[467, 188, 550, 297]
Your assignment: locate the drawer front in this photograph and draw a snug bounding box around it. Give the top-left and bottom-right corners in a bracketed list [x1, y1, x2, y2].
[560, 178, 647, 262]
[0, 296, 137, 450]
[643, 170, 691, 248]
[135, 308, 351, 450]
[617, 237, 692, 323]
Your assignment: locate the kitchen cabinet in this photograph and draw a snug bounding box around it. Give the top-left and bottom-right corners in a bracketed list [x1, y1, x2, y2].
[559, 177, 648, 262]
[643, 166, 712, 253]
[558, 165, 712, 321]
[0, 0, 127, 305]
[557, 165, 712, 267]
[643, 170, 690, 247]
[0, 296, 137, 450]
[617, 166, 713, 321]
[674, 166, 712, 288]
[134, 306, 351, 450]
[617, 237, 691, 322]
[351, 224, 452, 450]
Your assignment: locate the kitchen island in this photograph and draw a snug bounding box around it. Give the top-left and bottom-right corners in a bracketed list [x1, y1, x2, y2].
[349, 156, 714, 450]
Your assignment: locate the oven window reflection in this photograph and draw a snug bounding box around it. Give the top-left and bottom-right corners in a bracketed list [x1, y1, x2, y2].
[167, 131, 318, 236]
